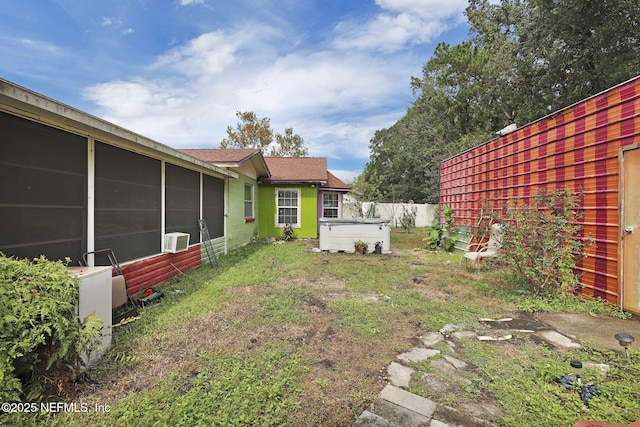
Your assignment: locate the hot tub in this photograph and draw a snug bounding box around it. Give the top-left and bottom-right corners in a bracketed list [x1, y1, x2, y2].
[319, 218, 391, 253]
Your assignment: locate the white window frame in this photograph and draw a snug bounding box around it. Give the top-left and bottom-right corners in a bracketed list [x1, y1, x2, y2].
[322, 192, 340, 218]
[244, 183, 254, 219]
[275, 188, 300, 227]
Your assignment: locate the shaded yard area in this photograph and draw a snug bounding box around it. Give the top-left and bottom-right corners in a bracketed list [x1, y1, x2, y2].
[8, 230, 640, 426]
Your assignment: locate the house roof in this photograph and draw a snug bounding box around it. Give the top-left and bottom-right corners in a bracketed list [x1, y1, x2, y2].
[180, 148, 260, 164]
[324, 171, 351, 190]
[180, 149, 350, 190]
[261, 157, 329, 183]
[180, 148, 269, 177]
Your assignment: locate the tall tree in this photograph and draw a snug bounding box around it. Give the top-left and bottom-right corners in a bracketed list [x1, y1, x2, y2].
[220, 111, 273, 151]
[359, 0, 640, 204]
[220, 111, 309, 157]
[270, 127, 309, 157]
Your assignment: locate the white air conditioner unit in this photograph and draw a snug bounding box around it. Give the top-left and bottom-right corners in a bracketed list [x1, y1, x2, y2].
[163, 232, 190, 253]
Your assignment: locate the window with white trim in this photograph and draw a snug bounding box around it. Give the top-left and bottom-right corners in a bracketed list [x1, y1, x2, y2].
[244, 184, 254, 218]
[322, 192, 339, 218]
[276, 189, 299, 226]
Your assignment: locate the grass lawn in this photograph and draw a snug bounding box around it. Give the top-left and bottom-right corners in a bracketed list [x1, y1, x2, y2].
[7, 229, 640, 426]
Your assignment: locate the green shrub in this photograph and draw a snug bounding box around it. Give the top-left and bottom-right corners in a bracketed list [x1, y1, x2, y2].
[499, 189, 588, 296]
[399, 205, 417, 233]
[423, 205, 457, 251]
[0, 254, 103, 401]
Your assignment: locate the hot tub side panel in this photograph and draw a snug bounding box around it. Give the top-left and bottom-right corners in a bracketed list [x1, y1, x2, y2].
[319, 221, 391, 252]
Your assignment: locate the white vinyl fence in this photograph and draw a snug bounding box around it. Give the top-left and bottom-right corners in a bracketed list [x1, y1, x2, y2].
[343, 198, 437, 228]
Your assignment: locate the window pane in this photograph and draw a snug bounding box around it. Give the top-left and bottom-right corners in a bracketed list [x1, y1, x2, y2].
[322, 193, 339, 218]
[323, 193, 338, 207]
[323, 208, 338, 218]
[276, 189, 298, 225]
[278, 190, 297, 207]
[244, 184, 252, 200]
[244, 201, 253, 218]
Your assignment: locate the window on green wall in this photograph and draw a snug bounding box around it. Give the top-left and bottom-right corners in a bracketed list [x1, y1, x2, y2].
[244, 184, 254, 218]
[276, 188, 299, 226]
[322, 193, 339, 218]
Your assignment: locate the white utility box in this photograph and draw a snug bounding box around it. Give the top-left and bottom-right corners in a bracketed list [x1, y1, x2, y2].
[68, 266, 112, 365]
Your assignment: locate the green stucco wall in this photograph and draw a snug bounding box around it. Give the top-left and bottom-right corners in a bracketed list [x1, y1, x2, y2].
[225, 174, 260, 251]
[258, 184, 318, 238]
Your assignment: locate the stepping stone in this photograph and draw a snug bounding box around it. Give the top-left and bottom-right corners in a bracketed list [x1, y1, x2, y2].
[430, 358, 458, 376]
[434, 404, 496, 427]
[536, 330, 581, 349]
[444, 355, 467, 369]
[352, 410, 401, 427]
[398, 348, 440, 363]
[430, 359, 472, 384]
[380, 385, 438, 419]
[452, 331, 478, 340]
[387, 362, 415, 387]
[421, 332, 444, 347]
[370, 399, 431, 427]
[440, 324, 466, 335]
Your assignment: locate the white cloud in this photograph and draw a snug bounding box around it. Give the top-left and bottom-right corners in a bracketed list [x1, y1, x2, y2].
[151, 32, 238, 76]
[179, 0, 205, 5]
[101, 16, 122, 27]
[333, 0, 467, 52]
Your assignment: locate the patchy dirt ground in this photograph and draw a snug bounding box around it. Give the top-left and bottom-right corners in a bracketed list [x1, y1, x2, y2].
[46, 236, 637, 427]
[74, 245, 514, 426]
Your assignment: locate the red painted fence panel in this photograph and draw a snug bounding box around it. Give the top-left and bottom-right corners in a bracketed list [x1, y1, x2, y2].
[120, 245, 202, 295]
[440, 76, 640, 305]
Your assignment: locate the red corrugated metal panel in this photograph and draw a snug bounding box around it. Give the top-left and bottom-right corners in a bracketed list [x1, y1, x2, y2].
[440, 76, 640, 304]
[120, 245, 202, 295]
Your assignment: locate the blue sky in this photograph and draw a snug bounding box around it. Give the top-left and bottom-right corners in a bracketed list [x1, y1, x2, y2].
[0, 0, 471, 182]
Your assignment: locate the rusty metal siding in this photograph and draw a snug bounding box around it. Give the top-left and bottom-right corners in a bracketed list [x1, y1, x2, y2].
[440, 76, 640, 304]
[120, 244, 202, 295]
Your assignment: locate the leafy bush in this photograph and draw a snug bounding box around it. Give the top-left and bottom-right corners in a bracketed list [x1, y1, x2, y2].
[399, 205, 417, 233]
[0, 254, 103, 401]
[423, 205, 457, 251]
[499, 189, 589, 296]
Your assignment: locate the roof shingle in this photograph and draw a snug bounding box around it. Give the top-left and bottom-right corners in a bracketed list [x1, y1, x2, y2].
[261, 157, 328, 183]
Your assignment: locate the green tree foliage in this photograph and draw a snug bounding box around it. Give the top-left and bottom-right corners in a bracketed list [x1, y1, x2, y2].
[359, 0, 640, 203]
[220, 111, 309, 157]
[220, 111, 273, 151]
[271, 127, 309, 157]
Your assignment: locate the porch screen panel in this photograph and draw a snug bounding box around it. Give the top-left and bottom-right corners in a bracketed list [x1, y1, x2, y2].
[165, 163, 200, 243]
[202, 174, 224, 239]
[95, 142, 161, 262]
[0, 112, 87, 264]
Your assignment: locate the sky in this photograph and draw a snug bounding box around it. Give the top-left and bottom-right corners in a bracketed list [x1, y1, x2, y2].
[0, 0, 472, 183]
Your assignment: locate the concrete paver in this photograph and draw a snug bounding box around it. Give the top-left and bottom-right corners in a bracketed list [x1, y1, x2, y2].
[380, 385, 438, 419]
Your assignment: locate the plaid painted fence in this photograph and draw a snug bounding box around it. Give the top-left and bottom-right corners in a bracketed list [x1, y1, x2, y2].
[440, 76, 640, 305]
